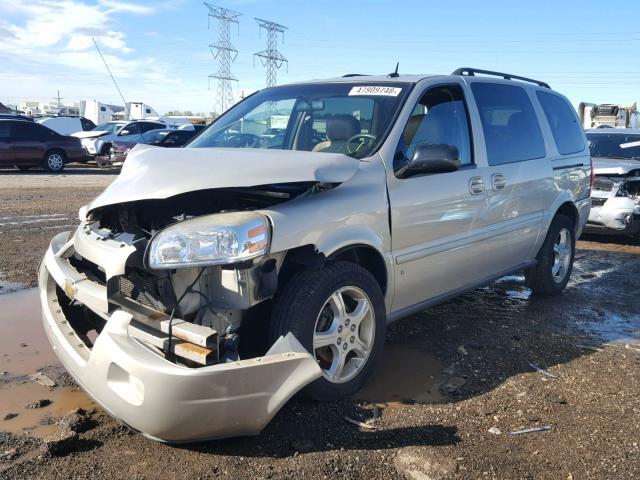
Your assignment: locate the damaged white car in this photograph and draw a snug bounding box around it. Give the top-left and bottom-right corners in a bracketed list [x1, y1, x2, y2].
[39, 69, 591, 442]
[585, 129, 640, 235]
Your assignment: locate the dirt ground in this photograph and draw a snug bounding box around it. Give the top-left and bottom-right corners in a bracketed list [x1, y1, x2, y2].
[1, 167, 639, 479]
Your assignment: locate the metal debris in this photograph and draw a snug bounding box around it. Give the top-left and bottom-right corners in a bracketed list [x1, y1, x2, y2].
[508, 425, 552, 436]
[344, 416, 376, 430]
[528, 363, 557, 378]
[573, 344, 602, 352]
[29, 372, 57, 388]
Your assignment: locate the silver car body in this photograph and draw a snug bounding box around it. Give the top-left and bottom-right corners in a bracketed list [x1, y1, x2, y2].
[39, 73, 591, 442]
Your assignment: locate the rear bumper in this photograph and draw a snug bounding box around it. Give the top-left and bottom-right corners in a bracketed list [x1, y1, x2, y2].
[38, 230, 321, 442]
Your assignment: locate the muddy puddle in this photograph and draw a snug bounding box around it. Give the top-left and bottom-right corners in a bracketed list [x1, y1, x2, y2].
[576, 309, 640, 345]
[0, 288, 95, 437]
[355, 345, 447, 406]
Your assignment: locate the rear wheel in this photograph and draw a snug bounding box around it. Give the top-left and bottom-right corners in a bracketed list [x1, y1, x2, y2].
[43, 150, 65, 173]
[270, 262, 386, 401]
[525, 214, 575, 295]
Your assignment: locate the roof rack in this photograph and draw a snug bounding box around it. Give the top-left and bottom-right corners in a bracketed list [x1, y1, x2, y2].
[342, 73, 369, 77]
[452, 67, 550, 89]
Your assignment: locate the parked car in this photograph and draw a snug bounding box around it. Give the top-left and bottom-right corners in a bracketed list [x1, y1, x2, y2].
[0, 114, 33, 122]
[96, 128, 198, 167]
[72, 120, 165, 158]
[39, 68, 591, 442]
[37, 116, 96, 135]
[0, 119, 84, 172]
[585, 128, 640, 235]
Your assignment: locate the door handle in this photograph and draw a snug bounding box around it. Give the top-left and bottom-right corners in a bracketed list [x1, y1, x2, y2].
[492, 173, 507, 191]
[469, 176, 485, 195]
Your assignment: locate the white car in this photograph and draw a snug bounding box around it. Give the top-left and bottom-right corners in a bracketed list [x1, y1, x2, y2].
[72, 120, 166, 157]
[586, 128, 640, 235]
[37, 116, 95, 135]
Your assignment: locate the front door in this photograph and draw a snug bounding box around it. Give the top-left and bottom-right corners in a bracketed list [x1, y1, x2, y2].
[387, 83, 490, 311]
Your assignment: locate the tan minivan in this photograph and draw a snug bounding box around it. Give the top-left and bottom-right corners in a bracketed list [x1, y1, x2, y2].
[39, 68, 591, 442]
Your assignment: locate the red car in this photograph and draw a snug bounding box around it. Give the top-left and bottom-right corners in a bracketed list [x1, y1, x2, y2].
[0, 120, 85, 172]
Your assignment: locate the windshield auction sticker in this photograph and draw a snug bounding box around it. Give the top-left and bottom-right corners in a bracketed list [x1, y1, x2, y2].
[348, 86, 402, 96]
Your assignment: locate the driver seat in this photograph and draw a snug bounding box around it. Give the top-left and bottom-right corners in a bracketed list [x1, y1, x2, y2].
[313, 115, 360, 153]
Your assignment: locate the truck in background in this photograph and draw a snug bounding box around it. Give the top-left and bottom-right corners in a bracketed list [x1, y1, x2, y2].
[579, 102, 640, 129]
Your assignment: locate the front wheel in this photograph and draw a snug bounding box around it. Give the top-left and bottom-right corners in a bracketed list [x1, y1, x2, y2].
[270, 262, 386, 401]
[525, 214, 575, 295]
[43, 150, 65, 172]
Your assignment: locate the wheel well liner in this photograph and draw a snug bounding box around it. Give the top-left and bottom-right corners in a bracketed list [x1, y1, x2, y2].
[277, 244, 388, 295]
[555, 201, 579, 229]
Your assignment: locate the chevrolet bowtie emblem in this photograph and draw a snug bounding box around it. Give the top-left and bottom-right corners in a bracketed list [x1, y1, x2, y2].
[63, 279, 77, 299]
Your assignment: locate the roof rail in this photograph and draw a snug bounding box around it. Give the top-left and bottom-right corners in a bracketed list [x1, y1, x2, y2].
[452, 67, 550, 89]
[342, 73, 369, 77]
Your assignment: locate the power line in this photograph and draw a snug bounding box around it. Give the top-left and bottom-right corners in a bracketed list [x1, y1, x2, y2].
[253, 18, 287, 88]
[204, 2, 241, 115]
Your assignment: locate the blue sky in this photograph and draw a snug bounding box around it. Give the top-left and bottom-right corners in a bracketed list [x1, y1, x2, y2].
[1, 0, 639, 114]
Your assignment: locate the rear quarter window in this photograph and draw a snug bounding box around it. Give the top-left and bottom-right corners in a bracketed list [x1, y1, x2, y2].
[536, 91, 585, 155]
[471, 82, 546, 165]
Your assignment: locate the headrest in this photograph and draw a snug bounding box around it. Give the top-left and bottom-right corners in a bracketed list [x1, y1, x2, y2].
[326, 115, 360, 141]
[404, 114, 425, 145]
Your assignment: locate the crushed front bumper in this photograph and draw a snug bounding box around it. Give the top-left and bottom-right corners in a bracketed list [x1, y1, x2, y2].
[38, 230, 321, 442]
[586, 196, 640, 235]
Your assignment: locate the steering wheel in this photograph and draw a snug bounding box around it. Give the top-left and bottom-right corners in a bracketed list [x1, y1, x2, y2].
[224, 133, 261, 148]
[345, 133, 377, 154]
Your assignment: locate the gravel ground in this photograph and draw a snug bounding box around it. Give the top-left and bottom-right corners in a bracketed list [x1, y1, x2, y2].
[1, 169, 639, 479]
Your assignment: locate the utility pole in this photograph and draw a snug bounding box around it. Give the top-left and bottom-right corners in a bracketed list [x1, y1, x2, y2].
[54, 90, 62, 108]
[254, 18, 288, 88]
[204, 2, 241, 116]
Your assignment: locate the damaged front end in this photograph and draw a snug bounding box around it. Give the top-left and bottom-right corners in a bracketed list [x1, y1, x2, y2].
[38, 182, 327, 442]
[587, 170, 640, 235]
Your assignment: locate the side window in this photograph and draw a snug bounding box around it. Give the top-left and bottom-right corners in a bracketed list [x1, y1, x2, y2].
[123, 123, 140, 135]
[0, 122, 11, 140]
[140, 122, 161, 133]
[471, 83, 546, 165]
[398, 84, 473, 168]
[536, 91, 585, 155]
[80, 118, 95, 131]
[12, 122, 39, 141]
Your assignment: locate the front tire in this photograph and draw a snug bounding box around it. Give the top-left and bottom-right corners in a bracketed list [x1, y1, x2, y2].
[270, 262, 386, 401]
[43, 150, 65, 172]
[525, 214, 575, 295]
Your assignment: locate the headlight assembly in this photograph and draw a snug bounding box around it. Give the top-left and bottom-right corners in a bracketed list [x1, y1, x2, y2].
[147, 211, 270, 269]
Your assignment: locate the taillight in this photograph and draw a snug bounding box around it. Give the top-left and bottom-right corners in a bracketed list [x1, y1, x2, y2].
[590, 156, 595, 189]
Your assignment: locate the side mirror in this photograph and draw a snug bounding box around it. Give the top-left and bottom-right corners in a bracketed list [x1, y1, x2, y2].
[395, 143, 460, 178]
[119, 129, 130, 136]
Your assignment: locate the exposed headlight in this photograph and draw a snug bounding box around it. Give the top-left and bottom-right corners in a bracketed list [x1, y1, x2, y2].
[148, 211, 270, 269]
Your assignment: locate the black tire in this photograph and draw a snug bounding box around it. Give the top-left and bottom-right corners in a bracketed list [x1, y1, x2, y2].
[525, 214, 575, 295]
[270, 261, 386, 401]
[14, 165, 31, 172]
[42, 150, 66, 173]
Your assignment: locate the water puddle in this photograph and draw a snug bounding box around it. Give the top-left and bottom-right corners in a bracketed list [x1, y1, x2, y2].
[0, 288, 95, 437]
[576, 309, 640, 345]
[355, 345, 446, 406]
[0, 280, 26, 295]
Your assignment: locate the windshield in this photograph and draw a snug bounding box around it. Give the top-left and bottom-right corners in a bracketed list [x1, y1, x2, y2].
[188, 82, 411, 158]
[92, 122, 123, 134]
[587, 132, 640, 160]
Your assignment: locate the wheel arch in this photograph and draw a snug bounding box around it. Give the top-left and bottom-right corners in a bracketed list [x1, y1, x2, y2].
[555, 201, 579, 230]
[277, 243, 389, 296]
